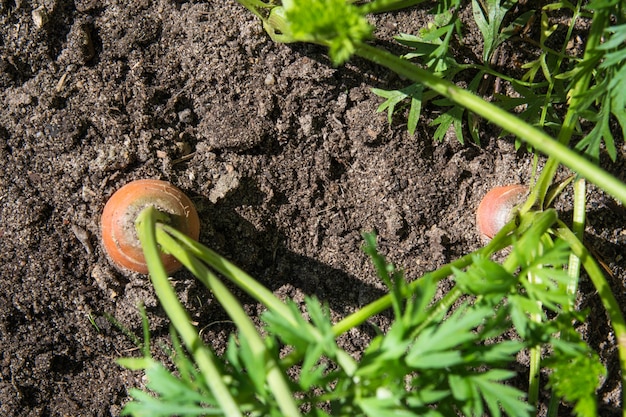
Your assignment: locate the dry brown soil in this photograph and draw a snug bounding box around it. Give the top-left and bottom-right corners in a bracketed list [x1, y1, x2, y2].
[1, 1, 625, 416]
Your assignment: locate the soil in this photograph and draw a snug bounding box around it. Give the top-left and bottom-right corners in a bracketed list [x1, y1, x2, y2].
[1, 1, 625, 416]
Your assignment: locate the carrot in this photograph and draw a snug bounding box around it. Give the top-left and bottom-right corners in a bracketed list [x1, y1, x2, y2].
[101, 179, 200, 274]
[476, 184, 527, 240]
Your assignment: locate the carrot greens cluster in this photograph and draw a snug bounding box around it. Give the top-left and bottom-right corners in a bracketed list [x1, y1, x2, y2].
[116, 1, 626, 416]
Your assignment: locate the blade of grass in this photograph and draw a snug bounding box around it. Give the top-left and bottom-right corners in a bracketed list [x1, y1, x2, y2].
[139, 303, 151, 358]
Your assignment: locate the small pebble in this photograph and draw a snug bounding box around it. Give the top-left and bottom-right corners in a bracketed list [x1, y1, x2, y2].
[264, 73, 276, 86]
[71, 224, 93, 255]
[32, 6, 49, 29]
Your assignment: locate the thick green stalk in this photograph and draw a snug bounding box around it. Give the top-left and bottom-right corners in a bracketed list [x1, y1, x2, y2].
[135, 207, 242, 417]
[155, 227, 302, 417]
[353, 43, 626, 205]
[547, 179, 587, 417]
[556, 223, 626, 417]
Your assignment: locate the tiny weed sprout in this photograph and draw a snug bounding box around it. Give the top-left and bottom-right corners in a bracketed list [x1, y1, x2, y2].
[101, 179, 200, 274]
[476, 184, 527, 240]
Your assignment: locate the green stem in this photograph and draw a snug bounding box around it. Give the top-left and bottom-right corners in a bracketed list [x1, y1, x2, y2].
[567, 178, 586, 302]
[359, 0, 428, 15]
[410, 285, 463, 338]
[537, 0, 582, 130]
[522, 9, 608, 211]
[160, 224, 294, 323]
[135, 206, 243, 417]
[546, 393, 560, 417]
[499, 210, 559, 410]
[547, 179, 586, 417]
[556, 223, 626, 417]
[463, 63, 550, 88]
[528, 340, 542, 409]
[155, 226, 302, 417]
[352, 43, 626, 205]
[527, 269, 546, 410]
